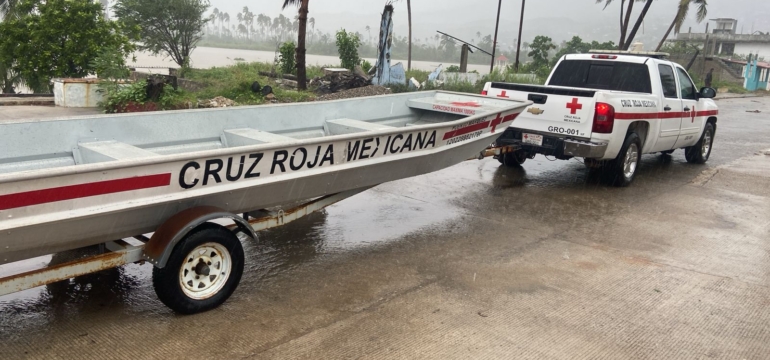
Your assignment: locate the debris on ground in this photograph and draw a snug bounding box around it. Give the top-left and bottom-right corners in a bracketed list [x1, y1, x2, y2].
[315, 85, 392, 101]
[312, 68, 371, 95]
[198, 96, 237, 108]
[746, 110, 761, 113]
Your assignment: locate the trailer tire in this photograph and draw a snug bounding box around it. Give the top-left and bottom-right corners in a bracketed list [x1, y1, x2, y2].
[498, 151, 527, 167]
[152, 223, 244, 314]
[605, 132, 641, 187]
[685, 122, 714, 164]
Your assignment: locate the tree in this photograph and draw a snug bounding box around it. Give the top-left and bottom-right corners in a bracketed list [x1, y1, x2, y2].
[596, 0, 654, 50]
[282, 0, 309, 90]
[527, 35, 556, 68]
[439, 35, 457, 57]
[656, 0, 708, 51]
[0, 0, 24, 93]
[550, 36, 616, 66]
[0, 0, 135, 93]
[336, 29, 361, 70]
[114, 0, 209, 70]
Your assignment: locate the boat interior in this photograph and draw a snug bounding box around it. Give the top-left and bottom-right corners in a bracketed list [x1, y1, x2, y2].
[0, 92, 515, 175]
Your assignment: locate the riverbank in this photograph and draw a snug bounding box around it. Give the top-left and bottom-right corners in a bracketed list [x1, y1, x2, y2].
[129, 46, 493, 75]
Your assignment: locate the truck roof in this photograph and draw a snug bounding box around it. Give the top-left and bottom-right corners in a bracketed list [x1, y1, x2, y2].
[563, 53, 663, 64]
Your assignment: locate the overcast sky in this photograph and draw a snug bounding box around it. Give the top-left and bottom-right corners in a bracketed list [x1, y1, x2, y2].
[206, 0, 769, 49]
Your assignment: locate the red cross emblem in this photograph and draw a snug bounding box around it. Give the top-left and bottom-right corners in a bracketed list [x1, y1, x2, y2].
[566, 98, 583, 114]
[450, 101, 482, 107]
[497, 90, 510, 98]
[690, 107, 696, 123]
[490, 113, 503, 133]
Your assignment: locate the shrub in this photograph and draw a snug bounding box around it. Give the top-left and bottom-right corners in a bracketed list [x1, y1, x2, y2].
[336, 29, 361, 70]
[278, 41, 296, 75]
[361, 59, 373, 73]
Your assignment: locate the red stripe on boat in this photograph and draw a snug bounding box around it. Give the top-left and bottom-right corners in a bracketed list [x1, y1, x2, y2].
[0, 173, 172, 210]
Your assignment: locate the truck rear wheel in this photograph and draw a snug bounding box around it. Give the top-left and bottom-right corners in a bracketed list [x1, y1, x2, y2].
[152, 223, 245, 314]
[685, 122, 714, 164]
[606, 132, 641, 187]
[498, 151, 528, 167]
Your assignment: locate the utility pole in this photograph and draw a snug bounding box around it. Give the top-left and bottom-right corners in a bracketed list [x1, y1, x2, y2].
[514, 0, 525, 72]
[490, 0, 502, 73]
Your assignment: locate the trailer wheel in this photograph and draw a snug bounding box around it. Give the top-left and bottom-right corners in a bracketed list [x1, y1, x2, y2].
[498, 150, 528, 167]
[152, 223, 244, 314]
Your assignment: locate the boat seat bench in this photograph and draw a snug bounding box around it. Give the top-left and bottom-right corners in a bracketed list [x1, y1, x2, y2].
[324, 118, 394, 135]
[223, 128, 296, 147]
[75, 140, 158, 164]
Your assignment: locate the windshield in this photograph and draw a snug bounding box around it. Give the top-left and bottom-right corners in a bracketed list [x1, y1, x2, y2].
[548, 60, 652, 94]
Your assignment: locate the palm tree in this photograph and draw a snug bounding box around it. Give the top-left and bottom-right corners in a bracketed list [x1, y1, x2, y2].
[224, 12, 231, 39]
[308, 17, 315, 44]
[596, 0, 654, 50]
[283, 0, 309, 90]
[212, 8, 220, 36]
[656, 0, 708, 51]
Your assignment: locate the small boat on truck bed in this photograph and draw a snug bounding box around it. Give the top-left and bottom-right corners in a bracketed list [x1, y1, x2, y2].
[0, 91, 529, 313]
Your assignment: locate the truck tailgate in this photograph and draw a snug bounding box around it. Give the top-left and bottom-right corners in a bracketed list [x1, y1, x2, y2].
[488, 83, 596, 139]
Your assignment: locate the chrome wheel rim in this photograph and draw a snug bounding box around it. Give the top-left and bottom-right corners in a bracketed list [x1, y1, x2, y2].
[701, 130, 712, 158]
[623, 143, 639, 179]
[179, 242, 232, 300]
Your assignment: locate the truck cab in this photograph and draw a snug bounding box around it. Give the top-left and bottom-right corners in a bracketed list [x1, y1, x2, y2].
[482, 50, 719, 186]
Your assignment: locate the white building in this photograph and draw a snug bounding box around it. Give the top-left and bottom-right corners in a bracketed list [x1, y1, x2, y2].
[675, 18, 770, 59]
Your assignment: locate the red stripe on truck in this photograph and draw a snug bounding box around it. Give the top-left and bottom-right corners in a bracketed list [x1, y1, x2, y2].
[615, 110, 718, 120]
[0, 173, 172, 210]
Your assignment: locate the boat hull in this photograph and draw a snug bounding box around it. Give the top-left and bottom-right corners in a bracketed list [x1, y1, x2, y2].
[0, 92, 528, 264]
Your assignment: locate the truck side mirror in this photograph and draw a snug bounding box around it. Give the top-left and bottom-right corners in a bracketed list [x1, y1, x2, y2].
[699, 87, 716, 99]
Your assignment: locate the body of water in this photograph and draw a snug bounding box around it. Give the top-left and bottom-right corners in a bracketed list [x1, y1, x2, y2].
[130, 46, 493, 75]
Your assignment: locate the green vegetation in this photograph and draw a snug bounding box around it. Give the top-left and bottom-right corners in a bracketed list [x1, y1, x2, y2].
[528, 36, 557, 69]
[336, 29, 362, 70]
[183, 62, 318, 104]
[0, 0, 136, 93]
[278, 41, 296, 75]
[101, 81, 197, 113]
[113, 0, 210, 69]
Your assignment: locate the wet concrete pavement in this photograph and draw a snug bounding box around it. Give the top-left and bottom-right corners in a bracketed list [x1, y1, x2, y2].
[1, 97, 770, 359]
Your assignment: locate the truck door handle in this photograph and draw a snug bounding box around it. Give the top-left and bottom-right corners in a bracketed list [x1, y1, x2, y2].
[683, 107, 691, 111]
[664, 106, 672, 111]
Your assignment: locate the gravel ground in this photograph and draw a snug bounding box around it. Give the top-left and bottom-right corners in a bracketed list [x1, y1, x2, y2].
[315, 85, 392, 101]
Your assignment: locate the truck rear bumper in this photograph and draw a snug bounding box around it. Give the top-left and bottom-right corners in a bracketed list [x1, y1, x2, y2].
[563, 139, 608, 158]
[496, 128, 608, 159]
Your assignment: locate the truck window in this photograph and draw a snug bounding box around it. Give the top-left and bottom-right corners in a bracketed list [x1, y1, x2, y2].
[658, 65, 679, 99]
[675, 67, 697, 100]
[548, 60, 652, 93]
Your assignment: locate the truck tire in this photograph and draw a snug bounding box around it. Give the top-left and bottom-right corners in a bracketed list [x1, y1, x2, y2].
[685, 122, 714, 164]
[152, 223, 245, 314]
[498, 151, 527, 167]
[606, 132, 641, 187]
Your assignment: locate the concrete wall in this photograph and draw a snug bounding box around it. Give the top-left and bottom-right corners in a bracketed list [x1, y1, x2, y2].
[53, 79, 104, 108]
[734, 43, 770, 59]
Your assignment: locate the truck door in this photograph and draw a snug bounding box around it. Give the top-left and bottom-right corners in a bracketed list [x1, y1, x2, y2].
[654, 64, 682, 151]
[674, 66, 701, 148]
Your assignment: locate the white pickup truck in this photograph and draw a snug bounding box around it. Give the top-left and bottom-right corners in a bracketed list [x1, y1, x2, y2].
[482, 51, 719, 186]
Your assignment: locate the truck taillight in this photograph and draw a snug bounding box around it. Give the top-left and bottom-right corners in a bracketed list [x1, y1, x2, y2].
[481, 90, 488, 95]
[592, 102, 615, 134]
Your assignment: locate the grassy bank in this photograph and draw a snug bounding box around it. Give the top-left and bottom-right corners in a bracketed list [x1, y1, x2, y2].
[102, 61, 548, 112]
[185, 62, 330, 105]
